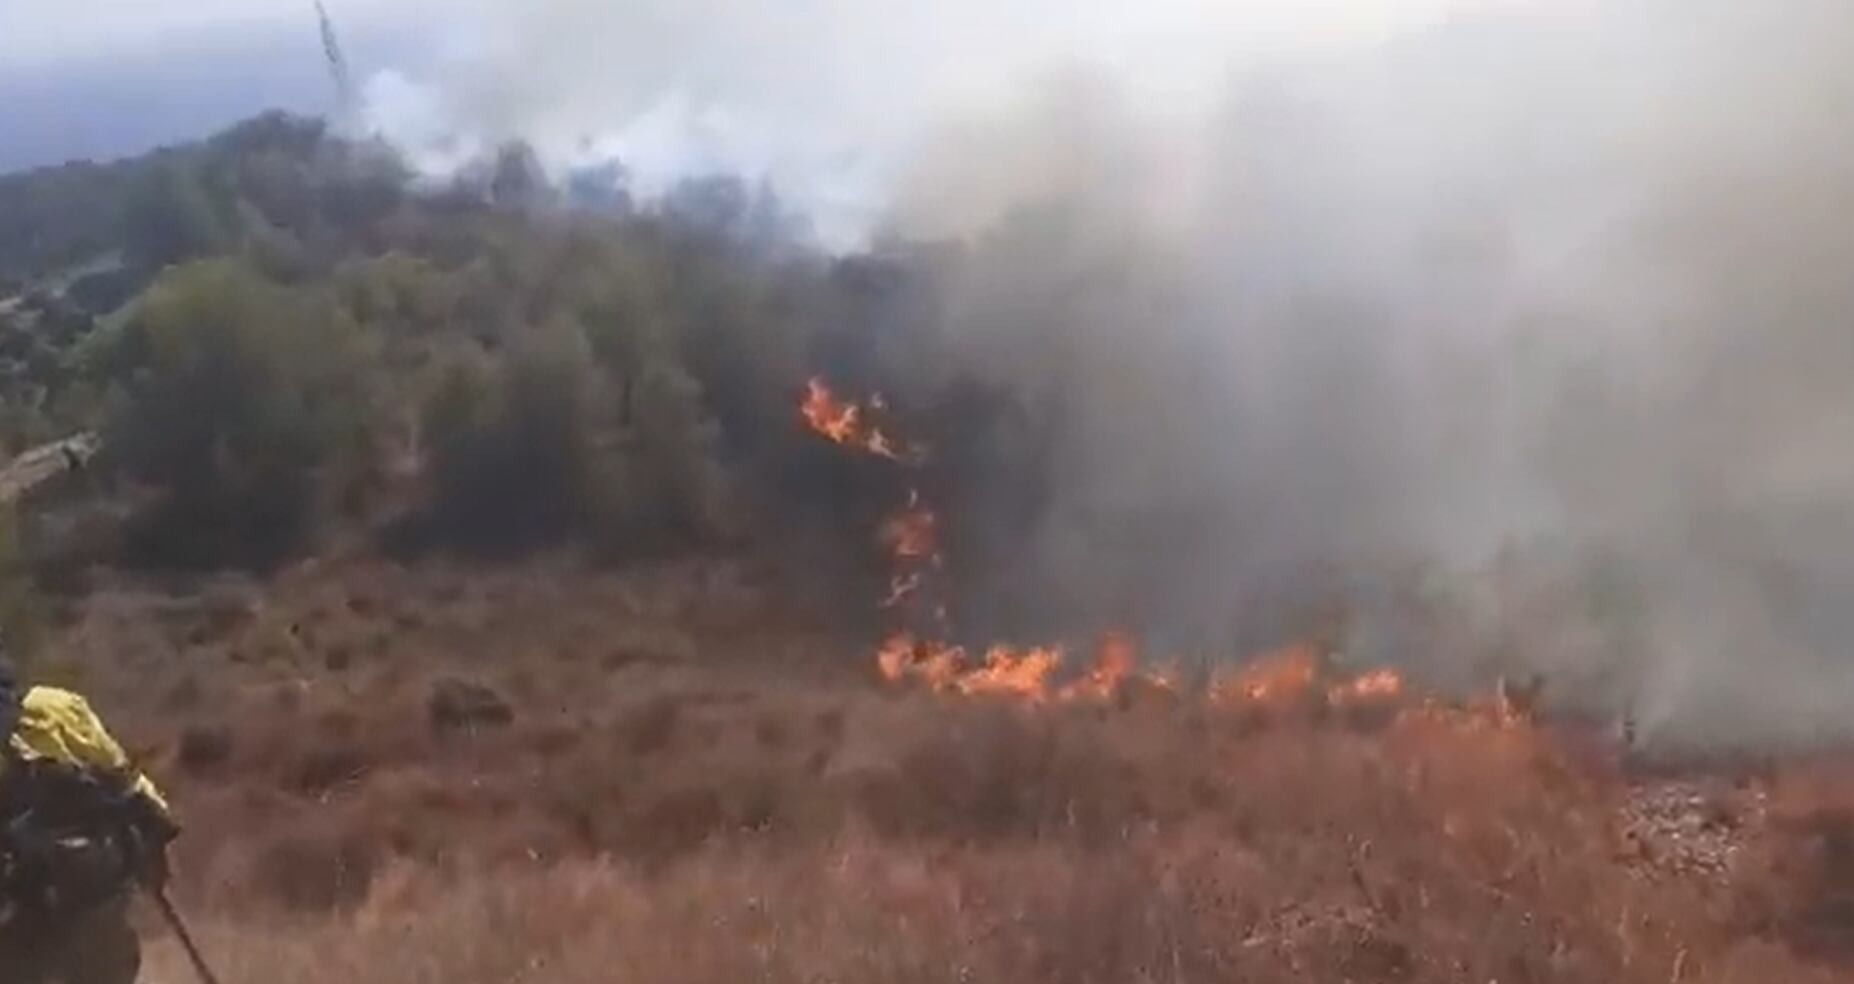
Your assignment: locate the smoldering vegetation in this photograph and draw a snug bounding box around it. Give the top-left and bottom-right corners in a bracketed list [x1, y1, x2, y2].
[765, 0, 1854, 754]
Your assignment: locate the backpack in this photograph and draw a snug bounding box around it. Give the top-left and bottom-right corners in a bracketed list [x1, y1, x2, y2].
[0, 748, 145, 923]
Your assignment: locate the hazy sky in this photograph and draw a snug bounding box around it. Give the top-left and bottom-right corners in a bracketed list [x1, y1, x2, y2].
[0, 0, 420, 69]
[0, 0, 1526, 188]
[2, 0, 1486, 66]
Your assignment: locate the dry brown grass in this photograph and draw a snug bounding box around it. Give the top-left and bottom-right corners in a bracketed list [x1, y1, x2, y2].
[136, 720, 1841, 984]
[32, 554, 1854, 983]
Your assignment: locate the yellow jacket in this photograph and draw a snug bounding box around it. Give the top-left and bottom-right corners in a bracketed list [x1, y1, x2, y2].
[2, 686, 170, 818]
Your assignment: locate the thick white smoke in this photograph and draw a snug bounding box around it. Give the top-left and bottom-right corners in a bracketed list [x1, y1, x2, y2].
[360, 0, 1854, 751]
[887, 0, 1854, 752]
[353, 0, 1509, 245]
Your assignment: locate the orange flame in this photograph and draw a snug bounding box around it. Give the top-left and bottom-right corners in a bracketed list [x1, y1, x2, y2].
[878, 633, 971, 690]
[801, 376, 1492, 725]
[883, 631, 1176, 705]
[1328, 668, 1405, 706]
[801, 378, 860, 444]
[877, 633, 916, 682]
[1145, 665, 1183, 694]
[1059, 632, 1138, 701]
[880, 496, 938, 562]
[958, 644, 1064, 700]
[800, 378, 916, 462]
[1211, 643, 1321, 705]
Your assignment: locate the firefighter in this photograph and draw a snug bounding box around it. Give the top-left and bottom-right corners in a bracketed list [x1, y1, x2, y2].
[0, 651, 178, 984]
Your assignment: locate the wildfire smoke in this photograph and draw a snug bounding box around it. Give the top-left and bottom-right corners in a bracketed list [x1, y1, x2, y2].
[794, 374, 1515, 727]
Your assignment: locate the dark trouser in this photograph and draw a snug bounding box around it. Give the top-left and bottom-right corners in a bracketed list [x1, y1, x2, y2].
[0, 894, 141, 984]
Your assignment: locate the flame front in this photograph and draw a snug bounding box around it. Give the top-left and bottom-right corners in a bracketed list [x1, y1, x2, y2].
[960, 645, 1064, 700]
[801, 377, 914, 462]
[877, 634, 915, 682]
[1059, 632, 1137, 701]
[801, 378, 858, 444]
[878, 634, 973, 692]
[797, 375, 1470, 721]
[1211, 643, 1321, 705]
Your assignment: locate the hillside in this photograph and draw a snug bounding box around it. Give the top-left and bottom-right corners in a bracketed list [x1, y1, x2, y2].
[5, 111, 1854, 983]
[19, 552, 1845, 984]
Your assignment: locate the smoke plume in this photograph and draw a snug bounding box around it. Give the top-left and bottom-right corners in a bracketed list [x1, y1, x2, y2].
[355, 0, 1477, 244]
[881, 0, 1854, 753]
[368, 0, 1854, 751]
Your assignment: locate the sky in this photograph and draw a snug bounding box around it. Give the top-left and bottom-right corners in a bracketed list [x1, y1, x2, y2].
[0, 1, 438, 172]
[0, 0, 425, 71]
[0, 0, 1528, 238]
[1, 0, 1485, 69]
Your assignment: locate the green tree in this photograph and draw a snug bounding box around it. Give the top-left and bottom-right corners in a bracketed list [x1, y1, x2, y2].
[420, 327, 598, 551]
[613, 363, 725, 546]
[107, 259, 373, 568]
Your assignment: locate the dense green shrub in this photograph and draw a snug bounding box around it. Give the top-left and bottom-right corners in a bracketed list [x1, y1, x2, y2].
[419, 333, 597, 552]
[106, 258, 373, 568]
